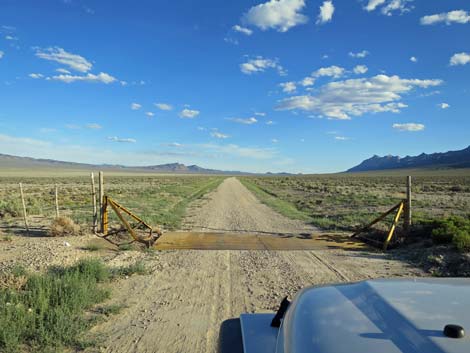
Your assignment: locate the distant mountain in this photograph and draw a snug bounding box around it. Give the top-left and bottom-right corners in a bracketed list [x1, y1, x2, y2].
[347, 145, 470, 172]
[0, 153, 291, 175]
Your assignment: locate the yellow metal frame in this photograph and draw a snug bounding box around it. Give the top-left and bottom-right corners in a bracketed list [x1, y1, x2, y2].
[352, 200, 406, 251]
[100, 196, 161, 247]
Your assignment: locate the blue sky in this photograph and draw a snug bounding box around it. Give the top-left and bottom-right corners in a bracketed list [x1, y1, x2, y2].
[0, 0, 469, 173]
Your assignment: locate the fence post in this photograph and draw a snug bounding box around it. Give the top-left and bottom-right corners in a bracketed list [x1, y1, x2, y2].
[404, 175, 412, 231]
[19, 182, 29, 232]
[91, 172, 97, 233]
[54, 184, 60, 218]
[98, 171, 104, 232]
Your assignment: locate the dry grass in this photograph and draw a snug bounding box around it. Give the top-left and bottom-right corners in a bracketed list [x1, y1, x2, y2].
[49, 216, 81, 237]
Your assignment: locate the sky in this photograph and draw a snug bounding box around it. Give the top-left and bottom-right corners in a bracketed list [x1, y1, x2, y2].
[0, 0, 469, 173]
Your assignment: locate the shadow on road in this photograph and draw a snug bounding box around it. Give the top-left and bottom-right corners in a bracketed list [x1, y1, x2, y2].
[218, 318, 243, 353]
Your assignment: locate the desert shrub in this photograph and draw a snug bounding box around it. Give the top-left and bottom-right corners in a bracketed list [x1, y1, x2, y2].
[49, 216, 80, 237]
[431, 216, 470, 250]
[0, 200, 21, 218]
[0, 259, 111, 352]
[453, 231, 470, 251]
[111, 260, 148, 277]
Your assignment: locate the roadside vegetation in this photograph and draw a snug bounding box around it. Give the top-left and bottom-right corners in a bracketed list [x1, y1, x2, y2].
[240, 174, 470, 232]
[0, 258, 146, 353]
[0, 175, 225, 231]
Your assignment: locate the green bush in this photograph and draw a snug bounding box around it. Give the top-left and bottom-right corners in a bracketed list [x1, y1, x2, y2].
[431, 216, 470, 251]
[0, 259, 111, 352]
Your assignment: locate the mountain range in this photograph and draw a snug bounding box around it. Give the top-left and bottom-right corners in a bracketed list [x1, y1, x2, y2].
[347, 145, 470, 172]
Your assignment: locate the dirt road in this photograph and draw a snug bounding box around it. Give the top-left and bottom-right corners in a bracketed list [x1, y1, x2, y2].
[183, 177, 315, 235]
[90, 177, 424, 353]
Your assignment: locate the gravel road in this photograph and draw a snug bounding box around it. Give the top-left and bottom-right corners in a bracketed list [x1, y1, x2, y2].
[89, 177, 424, 353]
[183, 177, 316, 235]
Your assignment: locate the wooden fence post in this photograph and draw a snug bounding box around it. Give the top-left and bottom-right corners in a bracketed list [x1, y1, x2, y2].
[91, 172, 97, 233]
[404, 175, 412, 231]
[54, 184, 60, 218]
[98, 171, 104, 232]
[19, 183, 29, 232]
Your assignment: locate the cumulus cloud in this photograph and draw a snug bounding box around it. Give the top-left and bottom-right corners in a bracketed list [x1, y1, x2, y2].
[300, 77, 315, 86]
[145, 112, 155, 117]
[49, 72, 117, 84]
[29, 73, 44, 79]
[131, 103, 142, 110]
[56, 68, 71, 74]
[179, 108, 200, 118]
[421, 10, 470, 25]
[313, 65, 345, 78]
[242, 0, 308, 32]
[271, 138, 279, 143]
[450, 52, 470, 66]
[334, 136, 349, 140]
[276, 74, 442, 120]
[211, 131, 229, 139]
[349, 50, 369, 58]
[35, 47, 92, 72]
[254, 112, 266, 116]
[439, 103, 450, 109]
[86, 123, 102, 129]
[154, 103, 173, 111]
[365, 0, 413, 16]
[108, 136, 137, 143]
[410, 56, 418, 62]
[353, 65, 368, 74]
[232, 25, 253, 35]
[317, 1, 335, 25]
[392, 123, 425, 131]
[280, 81, 297, 93]
[0, 51, 4, 59]
[227, 117, 258, 125]
[266, 120, 275, 125]
[240, 56, 286, 75]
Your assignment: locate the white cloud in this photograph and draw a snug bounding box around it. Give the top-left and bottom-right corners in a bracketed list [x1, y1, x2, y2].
[211, 131, 229, 139]
[179, 108, 200, 118]
[439, 103, 450, 109]
[232, 25, 253, 35]
[266, 120, 275, 125]
[86, 123, 102, 129]
[365, 0, 386, 11]
[300, 77, 315, 86]
[56, 68, 71, 74]
[35, 47, 92, 72]
[349, 50, 369, 58]
[240, 56, 286, 75]
[0, 133, 50, 148]
[202, 143, 277, 160]
[0, 51, 4, 59]
[353, 65, 368, 74]
[242, 0, 308, 32]
[145, 112, 155, 117]
[280, 81, 297, 93]
[365, 0, 413, 16]
[421, 10, 470, 25]
[154, 103, 173, 110]
[254, 112, 266, 116]
[410, 56, 418, 62]
[108, 136, 137, 143]
[65, 124, 81, 130]
[49, 72, 117, 84]
[277, 74, 442, 120]
[163, 142, 183, 147]
[450, 52, 470, 66]
[29, 73, 44, 79]
[131, 103, 142, 110]
[271, 138, 279, 143]
[313, 65, 345, 78]
[392, 123, 425, 131]
[317, 1, 335, 25]
[334, 136, 349, 140]
[227, 117, 258, 125]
